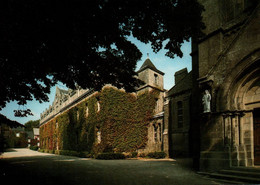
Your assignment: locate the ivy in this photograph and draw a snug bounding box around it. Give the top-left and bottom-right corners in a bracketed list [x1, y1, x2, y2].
[40, 87, 159, 155]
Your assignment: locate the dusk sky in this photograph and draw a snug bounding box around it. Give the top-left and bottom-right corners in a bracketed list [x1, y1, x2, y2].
[0, 37, 192, 124]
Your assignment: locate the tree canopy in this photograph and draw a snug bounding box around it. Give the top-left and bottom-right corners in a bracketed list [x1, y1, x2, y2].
[24, 120, 40, 132]
[0, 0, 204, 117]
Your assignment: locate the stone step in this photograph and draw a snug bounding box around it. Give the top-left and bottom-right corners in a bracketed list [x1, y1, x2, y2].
[198, 171, 260, 184]
[219, 169, 260, 178]
[229, 166, 260, 172]
[202, 177, 244, 184]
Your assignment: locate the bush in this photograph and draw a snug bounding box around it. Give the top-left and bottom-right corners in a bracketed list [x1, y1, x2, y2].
[131, 152, 138, 158]
[96, 152, 125, 160]
[147, 152, 166, 159]
[59, 150, 80, 157]
[138, 153, 146, 158]
[29, 145, 39, 151]
[38, 149, 45, 153]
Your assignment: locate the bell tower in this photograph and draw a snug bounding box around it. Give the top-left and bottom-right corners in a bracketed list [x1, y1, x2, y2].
[136, 57, 164, 94]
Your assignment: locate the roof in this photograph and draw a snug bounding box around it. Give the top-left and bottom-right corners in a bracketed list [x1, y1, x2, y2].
[168, 70, 193, 97]
[0, 113, 24, 128]
[137, 58, 164, 75]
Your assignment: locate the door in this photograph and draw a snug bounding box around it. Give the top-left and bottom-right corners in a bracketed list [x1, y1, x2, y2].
[254, 108, 260, 165]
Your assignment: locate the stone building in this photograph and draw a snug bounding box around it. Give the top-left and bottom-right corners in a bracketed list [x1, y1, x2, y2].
[191, 0, 260, 171]
[167, 68, 192, 157]
[40, 58, 166, 155]
[136, 58, 166, 153]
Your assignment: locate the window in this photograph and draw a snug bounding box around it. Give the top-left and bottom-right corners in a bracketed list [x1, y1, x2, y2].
[97, 102, 100, 112]
[55, 121, 58, 129]
[155, 98, 159, 112]
[96, 97, 100, 112]
[177, 101, 183, 128]
[85, 103, 89, 117]
[158, 123, 162, 142]
[96, 127, 101, 144]
[77, 110, 80, 121]
[154, 74, 159, 85]
[154, 124, 158, 142]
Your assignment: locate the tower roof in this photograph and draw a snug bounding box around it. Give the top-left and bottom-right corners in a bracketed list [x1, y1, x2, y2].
[137, 58, 164, 75]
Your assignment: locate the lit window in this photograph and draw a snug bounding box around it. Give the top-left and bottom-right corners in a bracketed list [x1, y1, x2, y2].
[96, 97, 100, 112]
[77, 110, 80, 121]
[85, 103, 89, 117]
[96, 127, 101, 144]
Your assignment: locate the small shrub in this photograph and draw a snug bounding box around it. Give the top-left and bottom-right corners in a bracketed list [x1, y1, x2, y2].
[55, 150, 60, 155]
[38, 149, 45, 153]
[78, 151, 92, 158]
[147, 151, 166, 159]
[138, 153, 146, 158]
[59, 150, 80, 157]
[29, 145, 39, 151]
[96, 153, 125, 160]
[131, 152, 138, 158]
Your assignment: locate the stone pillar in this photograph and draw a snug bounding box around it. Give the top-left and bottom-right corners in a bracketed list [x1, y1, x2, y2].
[200, 113, 230, 172]
[163, 98, 169, 157]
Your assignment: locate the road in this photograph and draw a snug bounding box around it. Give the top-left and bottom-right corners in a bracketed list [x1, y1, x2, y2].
[0, 148, 217, 185]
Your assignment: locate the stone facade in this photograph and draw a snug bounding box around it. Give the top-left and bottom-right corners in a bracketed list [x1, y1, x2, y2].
[136, 58, 166, 154]
[167, 68, 192, 157]
[193, 0, 260, 171]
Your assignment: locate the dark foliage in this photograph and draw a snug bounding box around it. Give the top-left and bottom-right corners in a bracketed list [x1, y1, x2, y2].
[29, 145, 39, 151]
[147, 151, 166, 159]
[96, 152, 125, 160]
[24, 120, 40, 131]
[0, 0, 205, 116]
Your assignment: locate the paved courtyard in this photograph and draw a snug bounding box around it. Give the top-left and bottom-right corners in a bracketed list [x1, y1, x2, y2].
[0, 148, 217, 185]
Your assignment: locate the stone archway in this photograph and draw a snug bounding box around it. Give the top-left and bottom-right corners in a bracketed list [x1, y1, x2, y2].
[221, 58, 260, 166]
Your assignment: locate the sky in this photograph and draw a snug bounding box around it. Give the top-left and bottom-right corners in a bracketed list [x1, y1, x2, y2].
[0, 37, 192, 124]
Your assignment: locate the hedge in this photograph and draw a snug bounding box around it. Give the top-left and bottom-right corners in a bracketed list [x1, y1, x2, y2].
[29, 145, 39, 151]
[147, 152, 166, 159]
[95, 152, 125, 160]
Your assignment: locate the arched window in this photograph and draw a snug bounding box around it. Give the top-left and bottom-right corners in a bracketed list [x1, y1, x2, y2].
[85, 103, 89, 117]
[96, 97, 100, 112]
[96, 127, 101, 144]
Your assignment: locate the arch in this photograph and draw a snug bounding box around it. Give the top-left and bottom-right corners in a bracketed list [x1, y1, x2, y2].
[216, 49, 260, 111]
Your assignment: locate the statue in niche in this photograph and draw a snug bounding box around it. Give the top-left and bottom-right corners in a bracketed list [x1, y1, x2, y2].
[202, 90, 211, 113]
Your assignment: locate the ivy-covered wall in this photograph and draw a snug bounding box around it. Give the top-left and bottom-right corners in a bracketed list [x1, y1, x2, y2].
[40, 86, 159, 155]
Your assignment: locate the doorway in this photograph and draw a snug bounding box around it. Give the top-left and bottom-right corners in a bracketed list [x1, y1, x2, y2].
[254, 108, 260, 165]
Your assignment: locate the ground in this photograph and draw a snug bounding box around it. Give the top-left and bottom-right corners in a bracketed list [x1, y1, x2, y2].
[0, 148, 217, 185]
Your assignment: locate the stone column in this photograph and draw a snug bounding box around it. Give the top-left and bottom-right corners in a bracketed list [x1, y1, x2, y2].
[163, 98, 169, 157]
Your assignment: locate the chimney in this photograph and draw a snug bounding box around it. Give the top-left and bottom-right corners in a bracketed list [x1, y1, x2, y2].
[174, 68, 188, 84]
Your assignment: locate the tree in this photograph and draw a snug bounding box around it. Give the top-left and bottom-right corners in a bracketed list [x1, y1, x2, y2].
[0, 0, 205, 117]
[24, 120, 40, 132]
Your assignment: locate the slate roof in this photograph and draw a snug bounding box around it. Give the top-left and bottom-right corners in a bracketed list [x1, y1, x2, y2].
[0, 113, 24, 128]
[137, 58, 164, 75]
[168, 70, 193, 97]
